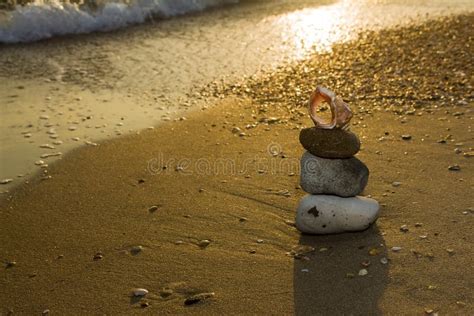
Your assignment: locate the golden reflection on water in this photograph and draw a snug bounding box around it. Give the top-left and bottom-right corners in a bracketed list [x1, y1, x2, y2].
[272, 0, 472, 60]
[275, 2, 357, 59]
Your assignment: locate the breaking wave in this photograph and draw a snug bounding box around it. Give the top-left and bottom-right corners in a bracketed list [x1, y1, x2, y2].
[0, 0, 239, 43]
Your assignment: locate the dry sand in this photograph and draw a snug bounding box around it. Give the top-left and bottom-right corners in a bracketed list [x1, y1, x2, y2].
[1, 14, 473, 315]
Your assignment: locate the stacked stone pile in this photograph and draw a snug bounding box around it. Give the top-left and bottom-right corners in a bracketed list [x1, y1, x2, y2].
[295, 88, 380, 234]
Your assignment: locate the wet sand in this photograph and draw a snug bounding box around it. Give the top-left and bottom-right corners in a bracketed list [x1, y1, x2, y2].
[1, 13, 473, 316]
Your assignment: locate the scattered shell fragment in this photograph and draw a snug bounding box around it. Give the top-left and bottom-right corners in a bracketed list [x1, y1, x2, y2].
[358, 269, 368, 276]
[148, 205, 159, 212]
[130, 246, 144, 255]
[6, 261, 16, 268]
[380, 257, 388, 265]
[84, 140, 98, 146]
[184, 292, 215, 305]
[368, 248, 379, 256]
[160, 288, 174, 298]
[446, 248, 455, 255]
[40, 152, 62, 159]
[39, 144, 55, 149]
[448, 165, 461, 171]
[198, 240, 211, 248]
[231, 127, 241, 134]
[93, 252, 103, 261]
[132, 288, 149, 297]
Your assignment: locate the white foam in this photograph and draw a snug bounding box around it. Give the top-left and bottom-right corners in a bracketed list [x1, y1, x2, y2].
[0, 0, 239, 43]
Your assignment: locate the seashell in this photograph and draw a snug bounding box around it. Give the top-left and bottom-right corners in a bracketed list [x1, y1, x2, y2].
[308, 86, 353, 130]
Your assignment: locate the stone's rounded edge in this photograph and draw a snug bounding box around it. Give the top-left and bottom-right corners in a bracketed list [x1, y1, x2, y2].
[299, 152, 369, 197]
[295, 195, 380, 235]
[299, 128, 361, 159]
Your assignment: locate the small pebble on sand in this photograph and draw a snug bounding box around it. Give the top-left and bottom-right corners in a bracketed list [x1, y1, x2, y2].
[130, 246, 144, 255]
[40, 152, 62, 159]
[132, 288, 149, 297]
[39, 144, 55, 149]
[184, 292, 215, 306]
[448, 165, 461, 171]
[358, 269, 368, 276]
[198, 240, 211, 248]
[148, 205, 159, 212]
[391, 246, 402, 252]
[0, 179, 13, 184]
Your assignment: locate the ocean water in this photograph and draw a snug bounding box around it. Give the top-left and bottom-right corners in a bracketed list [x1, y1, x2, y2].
[0, 0, 239, 43]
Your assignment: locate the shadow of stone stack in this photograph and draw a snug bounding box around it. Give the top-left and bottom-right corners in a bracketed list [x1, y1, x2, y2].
[296, 127, 380, 234]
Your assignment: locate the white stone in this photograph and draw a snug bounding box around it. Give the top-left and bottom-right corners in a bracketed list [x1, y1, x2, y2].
[295, 195, 380, 234]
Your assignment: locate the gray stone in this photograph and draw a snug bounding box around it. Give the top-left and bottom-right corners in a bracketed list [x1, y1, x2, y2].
[295, 195, 380, 234]
[299, 128, 360, 158]
[300, 151, 369, 197]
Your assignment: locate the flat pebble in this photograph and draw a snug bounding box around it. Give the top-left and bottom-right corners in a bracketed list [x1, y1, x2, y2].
[358, 269, 368, 276]
[0, 179, 13, 184]
[391, 246, 402, 252]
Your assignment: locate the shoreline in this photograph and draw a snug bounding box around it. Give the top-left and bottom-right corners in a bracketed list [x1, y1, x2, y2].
[1, 14, 473, 314]
[1, 1, 473, 191]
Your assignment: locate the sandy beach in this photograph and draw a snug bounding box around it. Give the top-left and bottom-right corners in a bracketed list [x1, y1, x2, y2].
[1, 11, 473, 314]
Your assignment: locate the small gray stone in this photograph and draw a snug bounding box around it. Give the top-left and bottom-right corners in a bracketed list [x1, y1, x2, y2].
[300, 151, 369, 197]
[299, 128, 360, 158]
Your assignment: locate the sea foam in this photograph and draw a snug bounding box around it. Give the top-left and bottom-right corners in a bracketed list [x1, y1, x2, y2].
[0, 0, 239, 43]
